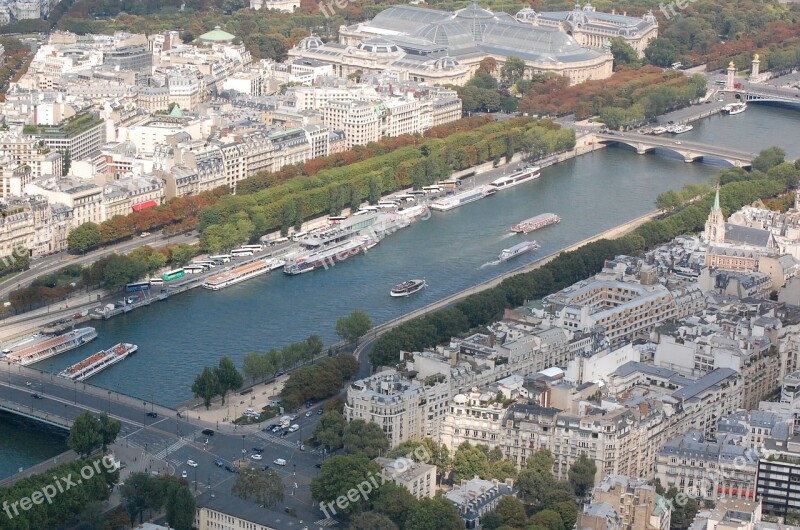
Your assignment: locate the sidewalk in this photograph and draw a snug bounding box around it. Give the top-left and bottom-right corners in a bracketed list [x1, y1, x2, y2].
[187, 375, 289, 430]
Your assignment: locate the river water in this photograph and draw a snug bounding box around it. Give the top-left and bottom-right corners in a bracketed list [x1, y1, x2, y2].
[1, 103, 797, 479]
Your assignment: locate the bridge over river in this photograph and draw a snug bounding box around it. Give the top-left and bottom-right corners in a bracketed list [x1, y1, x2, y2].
[595, 131, 755, 168]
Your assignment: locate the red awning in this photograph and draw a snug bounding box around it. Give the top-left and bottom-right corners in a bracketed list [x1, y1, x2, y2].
[749, 492, 755, 497]
[131, 200, 157, 212]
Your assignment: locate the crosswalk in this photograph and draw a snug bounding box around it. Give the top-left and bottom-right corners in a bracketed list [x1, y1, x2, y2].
[314, 518, 338, 527]
[152, 438, 189, 460]
[254, 430, 297, 449]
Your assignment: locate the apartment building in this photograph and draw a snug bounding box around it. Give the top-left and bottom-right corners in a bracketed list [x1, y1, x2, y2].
[536, 279, 687, 345]
[26, 113, 107, 163]
[579, 475, 671, 530]
[25, 177, 103, 228]
[0, 202, 34, 260]
[443, 477, 517, 530]
[0, 160, 32, 199]
[374, 457, 436, 499]
[655, 431, 759, 503]
[439, 390, 509, 455]
[756, 433, 800, 517]
[344, 370, 450, 447]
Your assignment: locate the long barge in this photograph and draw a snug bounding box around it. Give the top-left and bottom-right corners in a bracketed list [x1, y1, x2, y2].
[0, 327, 98, 366]
[511, 213, 561, 234]
[58, 342, 137, 382]
[430, 187, 493, 212]
[203, 260, 273, 291]
[284, 236, 377, 275]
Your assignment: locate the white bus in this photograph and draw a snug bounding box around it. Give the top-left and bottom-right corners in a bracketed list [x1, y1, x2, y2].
[183, 265, 205, 274]
[358, 206, 378, 213]
[329, 216, 348, 224]
[289, 231, 308, 241]
[209, 254, 231, 263]
[240, 244, 263, 252]
[192, 260, 216, 268]
[149, 277, 164, 286]
[422, 185, 443, 194]
[231, 248, 254, 257]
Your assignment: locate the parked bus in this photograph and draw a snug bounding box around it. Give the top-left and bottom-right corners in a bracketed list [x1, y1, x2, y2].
[209, 254, 231, 263]
[240, 244, 264, 252]
[183, 265, 205, 274]
[192, 260, 216, 269]
[125, 282, 151, 293]
[422, 185, 443, 194]
[289, 231, 308, 242]
[149, 277, 164, 286]
[230, 248, 254, 257]
[329, 216, 348, 224]
[162, 268, 186, 282]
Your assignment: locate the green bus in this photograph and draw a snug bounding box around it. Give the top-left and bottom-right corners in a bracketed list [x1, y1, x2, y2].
[163, 268, 186, 282]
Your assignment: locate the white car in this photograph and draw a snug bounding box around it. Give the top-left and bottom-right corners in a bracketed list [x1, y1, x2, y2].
[250, 453, 263, 461]
[181, 470, 188, 478]
[187, 460, 198, 467]
[305, 411, 312, 417]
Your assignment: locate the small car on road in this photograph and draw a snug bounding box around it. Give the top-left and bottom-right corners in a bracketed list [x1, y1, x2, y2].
[187, 460, 198, 468]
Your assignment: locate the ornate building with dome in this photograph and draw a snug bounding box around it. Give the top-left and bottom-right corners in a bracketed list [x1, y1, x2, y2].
[517, 2, 658, 57]
[288, 0, 615, 87]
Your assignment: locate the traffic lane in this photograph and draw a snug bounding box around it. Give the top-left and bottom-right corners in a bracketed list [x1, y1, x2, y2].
[0, 232, 196, 296]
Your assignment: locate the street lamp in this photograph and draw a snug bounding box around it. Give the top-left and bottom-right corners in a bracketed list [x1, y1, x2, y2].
[143, 402, 147, 427]
[241, 434, 245, 459]
[107, 391, 111, 414]
[73, 381, 77, 404]
[194, 466, 198, 493]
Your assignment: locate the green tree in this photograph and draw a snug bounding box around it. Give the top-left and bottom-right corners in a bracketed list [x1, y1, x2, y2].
[453, 442, 489, 481]
[67, 412, 104, 457]
[242, 351, 267, 383]
[310, 455, 381, 516]
[62, 148, 71, 175]
[368, 176, 382, 204]
[610, 37, 641, 68]
[232, 469, 284, 507]
[335, 310, 373, 346]
[656, 190, 682, 211]
[501, 56, 526, 85]
[552, 501, 579, 530]
[752, 146, 786, 173]
[526, 449, 555, 475]
[529, 509, 565, 530]
[314, 410, 347, 452]
[98, 412, 121, 452]
[644, 37, 677, 67]
[67, 222, 102, 252]
[214, 356, 243, 406]
[406, 497, 466, 530]
[568, 454, 597, 497]
[77, 501, 105, 530]
[665, 487, 699, 529]
[371, 482, 418, 529]
[306, 334, 324, 360]
[191, 366, 220, 409]
[165, 483, 196, 530]
[495, 496, 527, 528]
[349, 512, 399, 530]
[343, 419, 390, 458]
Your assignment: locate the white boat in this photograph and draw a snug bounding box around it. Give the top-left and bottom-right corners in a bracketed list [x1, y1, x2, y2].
[284, 236, 377, 275]
[203, 259, 271, 291]
[489, 166, 541, 191]
[498, 241, 540, 262]
[1, 327, 98, 366]
[670, 124, 693, 134]
[430, 186, 492, 212]
[390, 279, 426, 297]
[723, 102, 747, 115]
[650, 126, 668, 135]
[58, 343, 137, 382]
[511, 213, 561, 234]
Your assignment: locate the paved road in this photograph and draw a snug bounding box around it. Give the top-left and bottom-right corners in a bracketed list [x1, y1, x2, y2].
[597, 131, 756, 159]
[0, 232, 196, 299]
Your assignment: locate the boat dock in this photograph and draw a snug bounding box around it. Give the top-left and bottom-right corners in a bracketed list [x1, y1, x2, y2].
[203, 259, 274, 290]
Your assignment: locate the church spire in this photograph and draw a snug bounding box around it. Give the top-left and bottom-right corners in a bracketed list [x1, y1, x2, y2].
[713, 186, 720, 211]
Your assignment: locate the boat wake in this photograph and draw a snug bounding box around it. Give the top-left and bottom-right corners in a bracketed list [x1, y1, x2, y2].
[480, 260, 501, 268]
[499, 232, 516, 240]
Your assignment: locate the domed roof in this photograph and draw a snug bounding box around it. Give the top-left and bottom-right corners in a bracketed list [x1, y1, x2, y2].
[358, 37, 402, 54]
[198, 26, 235, 43]
[300, 35, 324, 50]
[412, 21, 477, 49]
[515, 7, 538, 21]
[453, 394, 468, 405]
[455, 0, 494, 20]
[434, 55, 460, 70]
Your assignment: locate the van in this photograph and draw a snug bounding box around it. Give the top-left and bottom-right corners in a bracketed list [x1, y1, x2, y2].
[274, 458, 287, 466]
[288, 424, 300, 433]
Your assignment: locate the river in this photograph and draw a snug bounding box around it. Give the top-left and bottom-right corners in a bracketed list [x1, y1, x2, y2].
[1, 103, 797, 480]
